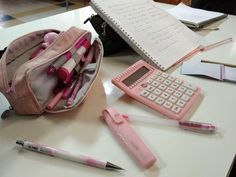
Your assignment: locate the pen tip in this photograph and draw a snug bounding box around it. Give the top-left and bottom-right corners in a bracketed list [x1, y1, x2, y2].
[16, 140, 24, 146]
[106, 162, 124, 170]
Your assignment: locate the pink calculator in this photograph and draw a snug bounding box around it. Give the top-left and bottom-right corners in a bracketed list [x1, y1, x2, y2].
[112, 60, 201, 120]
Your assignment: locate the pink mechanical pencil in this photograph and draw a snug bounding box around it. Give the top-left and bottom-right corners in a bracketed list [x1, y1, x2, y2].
[66, 74, 83, 106]
[57, 41, 90, 81]
[16, 140, 123, 170]
[82, 45, 95, 66]
[47, 37, 87, 75]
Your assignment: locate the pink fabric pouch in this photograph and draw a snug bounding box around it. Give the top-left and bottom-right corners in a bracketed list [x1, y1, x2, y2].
[0, 26, 103, 115]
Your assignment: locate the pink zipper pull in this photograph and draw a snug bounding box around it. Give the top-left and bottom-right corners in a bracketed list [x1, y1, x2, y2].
[6, 87, 13, 96]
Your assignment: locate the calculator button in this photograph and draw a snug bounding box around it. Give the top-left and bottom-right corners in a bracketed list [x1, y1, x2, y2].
[185, 89, 194, 96]
[161, 92, 170, 99]
[175, 79, 183, 84]
[151, 81, 160, 87]
[168, 96, 178, 103]
[147, 93, 157, 101]
[170, 83, 179, 89]
[150, 74, 158, 80]
[171, 105, 182, 114]
[153, 88, 162, 96]
[147, 79, 153, 84]
[176, 100, 186, 107]
[155, 71, 162, 76]
[163, 101, 173, 109]
[158, 84, 167, 91]
[163, 80, 172, 86]
[155, 97, 165, 105]
[161, 73, 169, 78]
[156, 77, 165, 82]
[146, 85, 155, 92]
[178, 86, 186, 92]
[182, 82, 197, 91]
[141, 83, 148, 88]
[181, 94, 190, 102]
[173, 91, 182, 98]
[140, 90, 150, 97]
[166, 87, 175, 94]
[168, 76, 176, 81]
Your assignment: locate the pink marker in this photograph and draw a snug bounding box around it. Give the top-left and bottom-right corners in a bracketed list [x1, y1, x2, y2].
[102, 107, 157, 169]
[16, 140, 123, 170]
[57, 41, 90, 81]
[47, 37, 87, 75]
[66, 75, 83, 106]
[47, 88, 65, 110]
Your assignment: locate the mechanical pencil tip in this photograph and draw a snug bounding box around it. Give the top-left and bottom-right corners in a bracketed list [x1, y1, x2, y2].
[16, 140, 24, 146]
[106, 162, 124, 170]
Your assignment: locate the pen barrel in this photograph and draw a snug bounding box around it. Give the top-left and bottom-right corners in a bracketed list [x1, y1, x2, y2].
[54, 150, 106, 169]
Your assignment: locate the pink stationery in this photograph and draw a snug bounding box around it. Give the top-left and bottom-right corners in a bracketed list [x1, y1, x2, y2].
[102, 107, 156, 168]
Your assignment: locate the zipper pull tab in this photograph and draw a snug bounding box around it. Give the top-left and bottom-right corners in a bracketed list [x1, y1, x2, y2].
[84, 14, 94, 24]
[6, 87, 13, 96]
[101, 22, 107, 36]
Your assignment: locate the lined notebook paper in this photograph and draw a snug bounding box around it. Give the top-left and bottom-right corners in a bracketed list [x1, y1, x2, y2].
[90, 0, 201, 71]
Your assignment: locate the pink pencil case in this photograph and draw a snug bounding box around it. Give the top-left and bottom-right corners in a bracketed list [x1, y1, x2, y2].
[0, 26, 103, 115]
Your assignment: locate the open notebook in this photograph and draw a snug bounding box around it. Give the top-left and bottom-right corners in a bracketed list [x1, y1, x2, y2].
[167, 3, 228, 29]
[90, 0, 201, 71]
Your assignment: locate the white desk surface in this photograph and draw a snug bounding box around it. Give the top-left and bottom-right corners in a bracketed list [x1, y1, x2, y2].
[0, 3, 236, 177]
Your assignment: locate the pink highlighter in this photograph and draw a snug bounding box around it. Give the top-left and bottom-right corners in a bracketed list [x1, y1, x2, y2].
[57, 40, 91, 81]
[102, 107, 156, 169]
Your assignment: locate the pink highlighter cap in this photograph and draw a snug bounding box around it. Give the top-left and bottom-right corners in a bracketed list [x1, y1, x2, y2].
[57, 67, 69, 81]
[83, 40, 91, 50]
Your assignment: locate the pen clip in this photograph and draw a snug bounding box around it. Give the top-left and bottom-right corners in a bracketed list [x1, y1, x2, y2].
[102, 108, 124, 124]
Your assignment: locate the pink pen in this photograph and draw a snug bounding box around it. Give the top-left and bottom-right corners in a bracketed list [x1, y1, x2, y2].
[16, 140, 123, 170]
[123, 114, 218, 134]
[57, 41, 90, 80]
[66, 74, 83, 106]
[47, 37, 87, 75]
[102, 107, 157, 169]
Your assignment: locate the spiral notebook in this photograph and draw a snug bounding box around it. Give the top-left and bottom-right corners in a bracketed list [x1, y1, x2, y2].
[90, 0, 201, 71]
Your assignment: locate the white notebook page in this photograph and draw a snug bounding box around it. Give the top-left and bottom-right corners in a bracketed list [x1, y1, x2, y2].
[91, 0, 201, 70]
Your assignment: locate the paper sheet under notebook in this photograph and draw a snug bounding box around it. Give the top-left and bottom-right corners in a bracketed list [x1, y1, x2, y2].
[181, 60, 236, 82]
[167, 3, 227, 29]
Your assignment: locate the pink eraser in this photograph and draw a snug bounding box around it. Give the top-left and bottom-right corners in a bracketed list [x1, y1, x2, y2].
[102, 107, 157, 168]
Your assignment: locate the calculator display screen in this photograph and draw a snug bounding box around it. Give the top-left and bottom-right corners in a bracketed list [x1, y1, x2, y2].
[122, 66, 149, 87]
